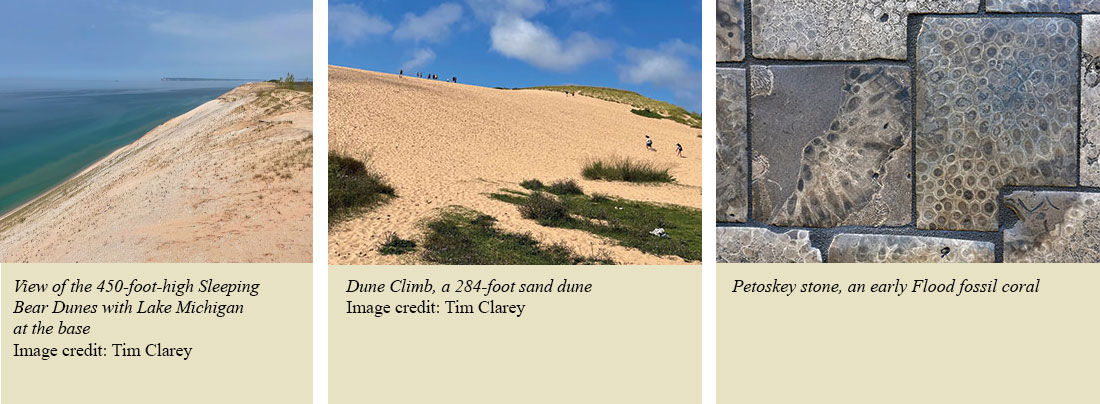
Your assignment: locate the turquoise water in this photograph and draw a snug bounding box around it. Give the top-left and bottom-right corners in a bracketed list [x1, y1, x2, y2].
[0, 79, 243, 216]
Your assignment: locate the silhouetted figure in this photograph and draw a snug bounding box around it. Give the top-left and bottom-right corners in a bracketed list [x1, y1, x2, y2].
[676, 143, 684, 158]
[452, 77, 457, 83]
[400, 69, 403, 76]
[646, 135, 655, 151]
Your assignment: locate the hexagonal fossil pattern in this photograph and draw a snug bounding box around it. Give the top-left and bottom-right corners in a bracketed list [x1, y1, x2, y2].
[716, 227, 822, 263]
[828, 234, 994, 263]
[1083, 16, 1100, 187]
[1004, 191, 1100, 263]
[988, 0, 1100, 12]
[717, 68, 748, 222]
[717, 0, 745, 62]
[751, 65, 912, 228]
[915, 17, 1078, 231]
[751, 0, 978, 60]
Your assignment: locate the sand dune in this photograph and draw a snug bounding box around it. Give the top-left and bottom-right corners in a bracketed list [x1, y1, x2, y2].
[328, 65, 702, 265]
[0, 83, 313, 263]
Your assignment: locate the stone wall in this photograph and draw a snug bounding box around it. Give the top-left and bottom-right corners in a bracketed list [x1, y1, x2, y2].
[716, 0, 1100, 263]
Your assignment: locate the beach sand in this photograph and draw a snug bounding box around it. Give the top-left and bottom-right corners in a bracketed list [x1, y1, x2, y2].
[0, 82, 313, 262]
[328, 65, 702, 265]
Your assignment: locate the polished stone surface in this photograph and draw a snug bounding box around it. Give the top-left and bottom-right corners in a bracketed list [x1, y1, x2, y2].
[1083, 16, 1100, 187]
[717, 0, 745, 62]
[751, 65, 912, 227]
[1004, 191, 1100, 263]
[988, 0, 1100, 12]
[915, 17, 1078, 231]
[828, 233, 994, 263]
[716, 227, 822, 263]
[751, 0, 977, 60]
[717, 68, 748, 223]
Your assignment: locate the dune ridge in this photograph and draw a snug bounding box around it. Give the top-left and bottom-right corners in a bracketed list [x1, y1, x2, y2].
[328, 65, 702, 265]
[0, 82, 313, 262]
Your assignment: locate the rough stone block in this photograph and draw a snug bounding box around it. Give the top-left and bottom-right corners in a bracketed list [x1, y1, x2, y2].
[716, 227, 822, 263]
[1004, 191, 1100, 263]
[1083, 16, 1100, 187]
[828, 233, 994, 263]
[717, 0, 745, 62]
[750, 65, 912, 228]
[751, 0, 978, 60]
[988, 0, 1100, 12]
[717, 68, 748, 223]
[915, 17, 1078, 231]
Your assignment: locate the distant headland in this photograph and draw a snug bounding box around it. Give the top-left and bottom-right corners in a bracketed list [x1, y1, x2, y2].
[161, 77, 255, 82]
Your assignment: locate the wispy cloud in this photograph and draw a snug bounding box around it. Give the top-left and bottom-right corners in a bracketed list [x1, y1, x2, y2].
[619, 40, 701, 108]
[329, 3, 392, 45]
[394, 3, 464, 43]
[552, 0, 611, 20]
[402, 48, 437, 70]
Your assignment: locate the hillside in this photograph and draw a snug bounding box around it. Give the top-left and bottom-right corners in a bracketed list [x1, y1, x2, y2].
[0, 83, 313, 262]
[329, 65, 702, 265]
[525, 85, 702, 128]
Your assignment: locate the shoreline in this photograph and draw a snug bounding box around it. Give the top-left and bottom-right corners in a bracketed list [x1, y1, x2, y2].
[0, 85, 244, 223]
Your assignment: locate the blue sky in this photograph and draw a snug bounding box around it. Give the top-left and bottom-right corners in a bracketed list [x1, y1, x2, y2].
[329, 0, 703, 111]
[0, 0, 312, 81]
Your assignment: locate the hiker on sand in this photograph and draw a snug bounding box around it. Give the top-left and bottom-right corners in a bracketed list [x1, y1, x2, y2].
[646, 135, 655, 151]
[676, 143, 684, 158]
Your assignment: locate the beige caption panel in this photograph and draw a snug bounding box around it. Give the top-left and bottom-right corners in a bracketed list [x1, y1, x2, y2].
[718, 264, 1100, 403]
[330, 266, 701, 403]
[1, 264, 311, 403]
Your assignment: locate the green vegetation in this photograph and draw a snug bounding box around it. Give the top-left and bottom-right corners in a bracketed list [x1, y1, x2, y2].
[630, 108, 665, 120]
[582, 156, 674, 183]
[275, 72, 313, 92]
[379, 233, 417, 255]
[519, 179, 545, 190]
[491, 187, 701, 261]
[547, 179, 584, 195]
[421, 207, 613, 265]
[525, 85, 702, 128]
[329, 153, 395, 225]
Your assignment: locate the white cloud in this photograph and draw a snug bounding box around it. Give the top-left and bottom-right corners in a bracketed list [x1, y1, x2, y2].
[619, 40, 701, 105]
[328, 3, 392, 45]
[553, 0, 611, 19]
[402, 48, 437, 70]
[394, 3, 464, 43]
[466, 0, 546, 21]
[489, 15, 610, 71]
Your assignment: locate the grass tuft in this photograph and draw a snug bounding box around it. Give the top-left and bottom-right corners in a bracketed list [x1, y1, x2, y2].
[518, 192, 570, 225]
[329, 152, 395, 224]
[420, 208, 613, 265]
[547, 179, 584, 195]
[630, 108, 665, 120]
[379, 233, 417, 255]
[582, 157, 674, 183]
[519, 178, 545, 190]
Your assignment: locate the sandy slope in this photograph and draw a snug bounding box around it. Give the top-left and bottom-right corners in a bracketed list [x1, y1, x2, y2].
[328, 66, 702, 265]
[0, 83, 313, 263]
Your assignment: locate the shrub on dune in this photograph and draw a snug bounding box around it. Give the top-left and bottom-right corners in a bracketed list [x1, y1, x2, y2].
[582, 156, 674, 183]
[547, 179, 584, 195]
[329, 152, 395, 224]
[518, 192, 570, 225]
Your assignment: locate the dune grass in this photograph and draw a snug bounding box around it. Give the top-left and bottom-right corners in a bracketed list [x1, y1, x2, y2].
[519, 179, 544, 190]
[582, 157, 674, 183]
[630, 108, 665, 120]
[525, 85, 702, 128]
[491, 187, 701, 262]
[329, 152, 395, 225]
[379, 233, 417, 255]
[420, 207, 613, 265]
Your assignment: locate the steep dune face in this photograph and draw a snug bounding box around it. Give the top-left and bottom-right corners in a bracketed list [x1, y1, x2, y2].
[328, 65, 702, 265]
[0, 83, 313, 263]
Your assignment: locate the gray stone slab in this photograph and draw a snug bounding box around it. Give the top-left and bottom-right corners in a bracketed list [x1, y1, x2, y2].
[915, 17, 1078, 231]
[988, 0, 1100, 12]
[1004, 191, 1100, 263]
[716, 227, 822, 263]
[717, 68, 748, 223]
[1083, 16, 1100, 187]
[717, 0, 745, 62]
[750, 65, 912, 228]
[828, 233, 994, 263]
[751, 0, 978, 61]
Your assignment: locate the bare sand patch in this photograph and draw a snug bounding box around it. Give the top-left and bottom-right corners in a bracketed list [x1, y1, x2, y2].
[328, 66, 701, 265]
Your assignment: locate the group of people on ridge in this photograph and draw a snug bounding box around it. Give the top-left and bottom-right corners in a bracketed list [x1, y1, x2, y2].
[399, 69, 456, 83]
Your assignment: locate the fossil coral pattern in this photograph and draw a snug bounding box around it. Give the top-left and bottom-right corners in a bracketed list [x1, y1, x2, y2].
[716, 227, 822, 263]
[828, 234, 994, 263]
[1004, 191, 1100, 263]
[1083, 16, 1100, 186]
[988, 0, 1100, 12]
[915, 17, 1078, 231]
[716, 68, 748, 222]
[717, 0, 745, 62]
[751, 0, 978, 60]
